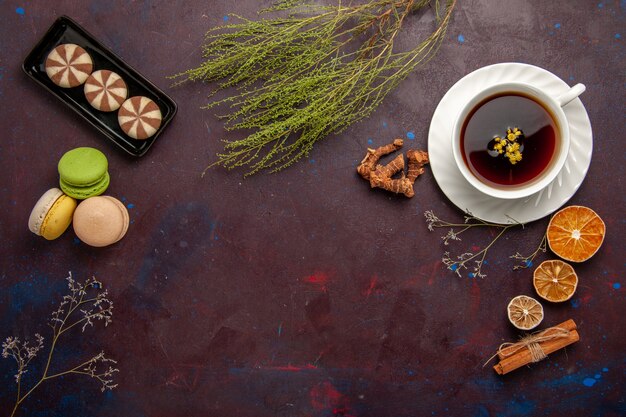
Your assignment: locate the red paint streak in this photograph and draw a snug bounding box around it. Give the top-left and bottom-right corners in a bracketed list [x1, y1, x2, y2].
[264, 364, 317, 372]
[404, 260, 442, 287]
[580, 293, 593, 305]
[158, 335, 203, 392]
[428, 260, 440, 285]
[364, 276, 377, 297]
[161, 363, 204, 392]
[310, 381, 345, 411]
[333, 407, 355, 416]
[470, 280, 481, 315]
[303, 271, 331, 291]
[363, 275, 384, 297]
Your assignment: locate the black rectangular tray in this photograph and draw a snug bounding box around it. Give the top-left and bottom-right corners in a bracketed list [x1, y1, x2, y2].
[23, 15, 177, 157]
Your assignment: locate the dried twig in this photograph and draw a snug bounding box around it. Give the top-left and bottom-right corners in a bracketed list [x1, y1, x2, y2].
[2, 273, 118, 417]
[424, 210, 540, 278]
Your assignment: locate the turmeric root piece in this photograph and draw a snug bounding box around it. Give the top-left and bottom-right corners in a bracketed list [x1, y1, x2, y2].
[369, 153, 415, 197]
[406, 149, 430, 182]
[386, 177, 416, 198]
[369, 153, 404, 188]
[357, 139, 429, 198]
[357, 139, 404, 180]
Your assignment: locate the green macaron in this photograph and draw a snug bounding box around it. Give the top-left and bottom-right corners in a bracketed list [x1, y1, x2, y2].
[58, 147, 110, 199]
[60, 172, 110, 199]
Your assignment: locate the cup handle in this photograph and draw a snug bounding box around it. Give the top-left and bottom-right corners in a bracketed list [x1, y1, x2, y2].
[556, 83, 586, 107]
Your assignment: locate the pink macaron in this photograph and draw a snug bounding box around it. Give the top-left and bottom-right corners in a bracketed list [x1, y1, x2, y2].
[73, 196, 129, 247]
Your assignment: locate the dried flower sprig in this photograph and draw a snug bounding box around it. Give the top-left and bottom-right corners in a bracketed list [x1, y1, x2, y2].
[2, 273, 118, 417]
[173, 0, 456, 176]
[424, 210, 526, 278]
[511, 234, 548, 270]
[1, 335, 44, 384]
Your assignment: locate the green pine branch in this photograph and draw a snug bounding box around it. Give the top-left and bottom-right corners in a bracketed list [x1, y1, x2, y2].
[172, 0, 457, 176]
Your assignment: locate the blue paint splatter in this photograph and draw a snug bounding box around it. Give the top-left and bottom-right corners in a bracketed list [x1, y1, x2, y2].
[60, 393, 81, 410]
[450, 264, 458, 271]
[594, 374, 601, 379]
[569, 75, 575, 81]
[583, 377, 596, 387]
[5, 275, 65, 316]
[457, 34, 465, 43]
[16, 7, 25, 15]
[223, 15, 229, 21]
[309, 158, 315, 164]
[367, 138, 373, 145]
[616, 33, 622, 39]
[554, 23, 561, 29]
[277, 323, 283, 336]
[598, 2, 603, 8]
[602, 367, 609, 372]
[570, 298, 581, 308]
[406, 131, 415, 140]
[105, 389, 114, 400]
[507, 400, 536, 415]
[474, 405, 490, 417]
[524, 260, 533, 267]
[613, 282, 621, 289]
[542, 373, 579, 388]
[468, 272, 475, 278]
[452, 338, 467, 347]
[382, 121, 388, 128]
[127, 203, 135, 209]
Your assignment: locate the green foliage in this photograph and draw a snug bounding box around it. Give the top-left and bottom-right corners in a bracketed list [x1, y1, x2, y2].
[173, 0, 456, 176]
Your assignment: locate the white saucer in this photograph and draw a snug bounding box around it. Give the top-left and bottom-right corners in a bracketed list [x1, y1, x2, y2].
[428, 63, 593, 224]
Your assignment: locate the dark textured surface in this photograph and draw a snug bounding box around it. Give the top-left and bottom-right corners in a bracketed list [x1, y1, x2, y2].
[1, 1, 624, 416]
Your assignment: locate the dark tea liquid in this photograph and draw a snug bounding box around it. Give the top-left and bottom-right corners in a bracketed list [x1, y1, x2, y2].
[461, 93, 559, 188]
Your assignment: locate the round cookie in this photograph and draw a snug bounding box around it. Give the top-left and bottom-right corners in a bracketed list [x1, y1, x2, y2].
[118, 96, 162, 140]
[45, 43, 93, 88]
[28, 188, 77, 240]
[73, 196, 129, 247]
[84, 70, 128, 112]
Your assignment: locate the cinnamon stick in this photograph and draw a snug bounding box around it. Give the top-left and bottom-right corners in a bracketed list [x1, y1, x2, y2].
[493, 319, 580, 375]
[497, 319, 577, 360]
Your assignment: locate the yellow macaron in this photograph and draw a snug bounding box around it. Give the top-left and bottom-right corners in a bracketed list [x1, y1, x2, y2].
[28, 188, 77, 240]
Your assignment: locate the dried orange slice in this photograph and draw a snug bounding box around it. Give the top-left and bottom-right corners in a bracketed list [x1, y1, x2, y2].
[507, 295, 544, 330]
[547, 206, 605, 262]
[533, 260, 578, 302]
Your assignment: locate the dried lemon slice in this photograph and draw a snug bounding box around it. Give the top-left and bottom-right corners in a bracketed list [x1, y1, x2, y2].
[507, 295, 544, 330]
[547, 206, 606, 262]
[533, 260, 578, 302]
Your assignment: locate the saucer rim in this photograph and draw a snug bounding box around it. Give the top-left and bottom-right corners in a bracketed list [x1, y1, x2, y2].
[427, 62, 593, 224]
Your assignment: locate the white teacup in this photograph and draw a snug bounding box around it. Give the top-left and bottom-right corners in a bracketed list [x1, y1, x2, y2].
[451, 82, 585, 199]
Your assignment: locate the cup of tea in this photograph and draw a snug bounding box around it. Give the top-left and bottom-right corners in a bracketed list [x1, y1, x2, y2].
[451, 82, 585, 199]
